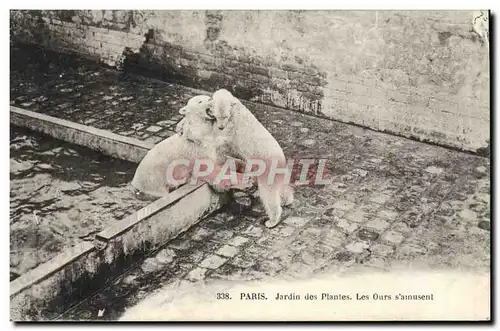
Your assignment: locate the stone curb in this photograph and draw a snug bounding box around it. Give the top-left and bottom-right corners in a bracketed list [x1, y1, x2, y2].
[9, 107, 229, 321]
[10, 106, 154, 163]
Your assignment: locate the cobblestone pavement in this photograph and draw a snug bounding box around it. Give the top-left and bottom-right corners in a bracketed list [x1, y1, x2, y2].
[10, 44, 490, 321]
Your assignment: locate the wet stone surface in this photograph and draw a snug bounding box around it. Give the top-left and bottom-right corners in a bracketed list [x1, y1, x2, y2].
[10, 126, 149, 278]
[356, 228, 379, 241]
[10, 44, 490, 321]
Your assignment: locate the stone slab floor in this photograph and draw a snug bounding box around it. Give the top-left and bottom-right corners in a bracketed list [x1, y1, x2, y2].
[10, 44, 490, 320]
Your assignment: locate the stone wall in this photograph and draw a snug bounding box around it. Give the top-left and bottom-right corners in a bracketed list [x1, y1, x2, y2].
[10, 10, 490, 153]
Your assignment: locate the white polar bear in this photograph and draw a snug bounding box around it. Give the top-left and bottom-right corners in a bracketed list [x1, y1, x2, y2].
[131, 95, 250, 198]
[209, 89, 294, 228]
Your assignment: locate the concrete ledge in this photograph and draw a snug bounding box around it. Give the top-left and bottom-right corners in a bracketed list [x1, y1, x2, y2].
[10, 183, 228, 321]
[10, 242, 95, 298]
[96, 183, 205, 241]
[10, 106, 154, 163]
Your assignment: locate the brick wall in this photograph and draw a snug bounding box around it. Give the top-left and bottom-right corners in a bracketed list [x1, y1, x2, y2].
[10, 10, 490, 153]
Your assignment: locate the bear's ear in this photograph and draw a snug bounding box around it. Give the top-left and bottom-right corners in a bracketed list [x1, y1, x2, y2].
[179, 106, 187, 115]
[205, 107, 215, 119]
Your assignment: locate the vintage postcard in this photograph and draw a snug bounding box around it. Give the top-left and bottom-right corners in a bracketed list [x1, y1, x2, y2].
[9, 9, 490, 322]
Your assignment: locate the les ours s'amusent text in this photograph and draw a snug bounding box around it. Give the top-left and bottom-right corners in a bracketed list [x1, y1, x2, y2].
[217, 292, 434, 301]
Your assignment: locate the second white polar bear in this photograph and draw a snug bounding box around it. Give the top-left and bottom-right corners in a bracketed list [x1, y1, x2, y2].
[209, 89, 294, 228]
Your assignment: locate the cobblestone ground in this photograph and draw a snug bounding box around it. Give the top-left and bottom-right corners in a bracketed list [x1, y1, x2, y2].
[10, 44, 490, 321]
[11, 44, 191, 144]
